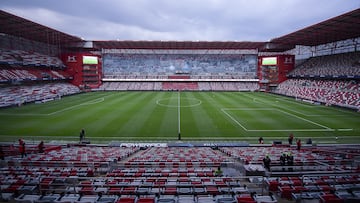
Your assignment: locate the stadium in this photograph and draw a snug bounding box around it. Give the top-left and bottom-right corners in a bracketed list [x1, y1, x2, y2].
[0, 7, 360, 203]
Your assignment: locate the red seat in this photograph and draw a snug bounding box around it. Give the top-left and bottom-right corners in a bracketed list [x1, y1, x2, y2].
[237, 195, 256, 203]
[164, 187, 177, 195]
[137, 197, 155, 203]
[320, 194, 344, 203]
[116, 197, 136, 203]
[121, 186, 136, 195]
[279, 185, 293, 200]
[206, 186, 220, 195]
[268, 181, 279, 191]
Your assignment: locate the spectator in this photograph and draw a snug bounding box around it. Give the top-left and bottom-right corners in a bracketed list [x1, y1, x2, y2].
[288, 133, 294, 145]
[297, 139, 302, 150]
[18, 138, 24, 146]
[214, 167, 223, 177]
[0, 146, 4, 160]
[286, 152, 294, 172]
[280, 153, 287, 171]
[258, 137, 264, 144]
[263, 155, 271, 171]
[80, 128, 85, 142]
[38, 141, 45, 153]
[20, 142, 26, 158]
[18, 138, 24, 157]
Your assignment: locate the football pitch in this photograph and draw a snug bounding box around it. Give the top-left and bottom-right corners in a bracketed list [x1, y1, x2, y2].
[0, 91, 359, 144]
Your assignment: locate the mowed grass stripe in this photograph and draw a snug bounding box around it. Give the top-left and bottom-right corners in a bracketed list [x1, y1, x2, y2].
[156, 92, 179, 140]
[0, 92, 116, 138]
[182, 92, 235, 138]
[180, 92, 204, 138]
[30, 92, 128, 138]
[109, 92, 158, 139]
[226, 92, 263, 108]
[205, 92, 250, 137]
[77, 91, 147, 139]
[137, 92, 178, 139]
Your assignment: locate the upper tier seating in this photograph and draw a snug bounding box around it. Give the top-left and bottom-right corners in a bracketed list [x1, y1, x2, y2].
[99, 82, 259, 91]
[289, 51, 360, 78]
[0, 67, 71, 82]
[102, 54, 258, 79]
[0, 49, 65, 68]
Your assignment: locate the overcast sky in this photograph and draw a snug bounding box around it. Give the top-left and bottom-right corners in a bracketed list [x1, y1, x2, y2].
[1, 0, 359, 41]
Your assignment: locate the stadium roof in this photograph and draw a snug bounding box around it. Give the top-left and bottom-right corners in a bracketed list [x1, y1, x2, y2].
[0, 10, 82, 45]
[1, 8, 359, 51]
[271, 8, 360, 47]
[92, 40, 267, 50]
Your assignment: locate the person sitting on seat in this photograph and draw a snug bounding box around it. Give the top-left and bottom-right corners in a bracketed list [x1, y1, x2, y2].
[214, 167, 223, 176]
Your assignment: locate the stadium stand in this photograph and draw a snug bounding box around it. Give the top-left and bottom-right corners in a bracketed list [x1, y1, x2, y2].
[0, 83, 80, 107]
[273, 79, 360, 109]
[1, 143, 359, 202]
[99, 82, 163, 91]
[99, 82, 259, 91]
[198, 82, 259, 91]
[0, 46, 78, 107]
[273, 51, 360, 110]
[288, 52, 360, 78]
[0, 49, 65, 68]
[0, 66, 71, 82]
[102, 54, 258, 79]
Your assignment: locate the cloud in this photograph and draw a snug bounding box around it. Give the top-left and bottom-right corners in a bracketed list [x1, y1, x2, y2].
[1, 0, 359, 41]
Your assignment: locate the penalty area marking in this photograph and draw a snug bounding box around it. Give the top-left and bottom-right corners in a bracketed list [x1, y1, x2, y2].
[337, 128, 353, 131]
[221, 108, 335, 132]
[47, 97, 106, 115]
[79, 97, 104, 105]
[156, 97, 202, 108]
[248, 94, 350, 117]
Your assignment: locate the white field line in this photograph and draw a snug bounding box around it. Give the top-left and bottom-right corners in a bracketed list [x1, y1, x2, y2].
[0, 97, 105, 116]
[337, 128, 353, 131]
[251, 97, 312, 117]
[275, 109, 333, 130]
[221, 108, 335, 132]
[246, 93, 346, 117]
[221, 108, 248, 131]
[156, 97, 202, 108]
[276, 97, 355, 117]
[47, 97, 105, 115]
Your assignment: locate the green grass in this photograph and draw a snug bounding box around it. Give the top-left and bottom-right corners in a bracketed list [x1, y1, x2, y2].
[0, 91, 359, 144]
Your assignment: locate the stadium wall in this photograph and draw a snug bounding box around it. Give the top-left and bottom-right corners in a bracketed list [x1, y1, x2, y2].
[258, 55, 295, 90]
[61, 53, 102, 89]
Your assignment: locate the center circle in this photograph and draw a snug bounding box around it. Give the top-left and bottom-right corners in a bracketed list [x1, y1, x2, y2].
[156, 97, 202, 108]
